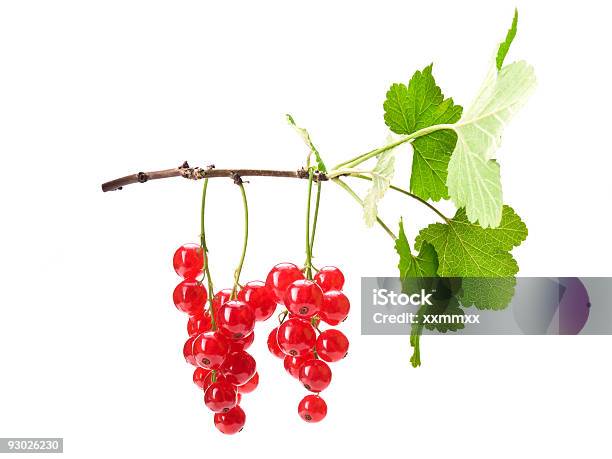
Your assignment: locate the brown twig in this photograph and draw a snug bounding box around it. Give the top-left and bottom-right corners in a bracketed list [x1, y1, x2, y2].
[101, 162, 328, 192]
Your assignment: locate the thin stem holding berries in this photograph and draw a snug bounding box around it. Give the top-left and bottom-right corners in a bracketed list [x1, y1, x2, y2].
[231, 178, 249, 299]
[304, 170, 315, 279]
[309, 180, 322, 263]
[200, 178, 217, 330]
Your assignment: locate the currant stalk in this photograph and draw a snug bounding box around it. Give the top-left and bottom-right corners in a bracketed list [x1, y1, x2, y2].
[309, 180, 322, 263]
[231, 178, 249, 299]
[201, 178, 217, 330]
[332, 178, 397, 240]
[331, 123, 454, 170]
[349, 174, 449, 223]
[304, 169, 315, 279]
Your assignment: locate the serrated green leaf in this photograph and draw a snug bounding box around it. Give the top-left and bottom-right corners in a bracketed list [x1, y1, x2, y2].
[446, 61, 536, 228]
[422, 297, 465, 333]
[415, 205, 528, 277]
[363, 150, 395, 227]
[286, 114, 327, 172]
[459, 277, 516, 310]
[383, 65, 462, 201]
[496, 9, 518, 71]
[395, 219, 438, 278]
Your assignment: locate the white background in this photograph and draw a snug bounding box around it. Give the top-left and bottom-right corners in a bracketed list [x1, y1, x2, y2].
[1, 1, 611, 458]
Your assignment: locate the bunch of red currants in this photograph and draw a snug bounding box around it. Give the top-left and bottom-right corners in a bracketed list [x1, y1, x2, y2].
[266, 262, 350, 424]
[172, 244, 349, 434]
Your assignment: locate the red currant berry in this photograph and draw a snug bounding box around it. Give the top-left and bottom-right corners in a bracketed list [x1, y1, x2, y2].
[316, 329, 349, 362]
[283, 279, 323, 318]
[319, 290, 350, 325]
[283, 353, 313, 379]
[238, 281, 277, 321]
[183, 335, 198, 366]
[277, 318, 316, 357]
[314, 266, 345, 292]
[228, 331, 254, 353]
[217, 300, 255, 339]
[221, 351, 257, 386]
[267, 328, 285, 359]
[173, 244, 205, 279]
[204, 381, 237, 413]
[265, 263, 304, 301]
[237, 372, 259, 394]
[193, 367, 211, 389]
[214, 405, 246, 435]
[298, 395, 327, 423]
[192, 332, 229, 370]
[299, 359, 332, 392]
[213, 289, 233, 310]
[173, 280, 207, 316]
[202, 371, 226, 391]
[187, 312, 212, 336]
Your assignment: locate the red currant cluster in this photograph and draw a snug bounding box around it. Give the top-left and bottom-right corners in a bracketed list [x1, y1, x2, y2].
[172, 244, 349, 433]
[173, 243, 270, 435]
[266, 263, 350, 423]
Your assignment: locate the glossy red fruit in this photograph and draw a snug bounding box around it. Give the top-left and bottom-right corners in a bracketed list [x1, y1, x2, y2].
[298, 395, 328, 423]
[221, 351, 257, 386]
[173, 244, 205, 279]
[265, 263, 305, 301]
[183, 335, 198, 366]
[228, 331, 254, 353]
[314, 266, 345, 292]
[288, 314, 321, 328]
[238, 281, 277, 321]
[237, 372, 259, 394]
[283, 279, 323, 318]
[204, 381, 237, 413]
[202, 371, 226, 391]
[267, 328, 285, 358]
[320, 290, 350, 325]
[277, 318, 316, 357]
[283, 353, 313, 379]
[214, 406, 246, 435]
[173, 280, 207, 316]
[192, 332, 229, 370]
[217, 300, 256, 339]
[299, 359, 332, 392]
[316, 329, 349, 362]
[193, 367, 211, 389]
[213, 289, 233, 310]
[187, 312, 212, 336]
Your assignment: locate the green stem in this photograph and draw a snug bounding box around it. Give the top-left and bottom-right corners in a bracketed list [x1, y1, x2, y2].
[304, 170, 314, 279]
[410, 306, 426, 368]
[332, 178, 397, 240]
[332, 124, 454, 170]
[200, 179, 216, 330]
[231, 180, 249, 299]
[349, 174, 450, 222]
[309, 180, 322, 263]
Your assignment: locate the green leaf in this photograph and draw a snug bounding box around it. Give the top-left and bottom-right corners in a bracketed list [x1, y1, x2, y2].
[415, 205, 528, 277]
[395, 219, 439, 367]
[446, 61, 536, 227]
[286, 114, 327, 172]
[496, 9, 518, 71]
[395, 218, 438, 278]
[459, 277, 516, 310]
[383, 65, 462, 201]
[363, 149, 395, 227]
[421, 297, 465, 333]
